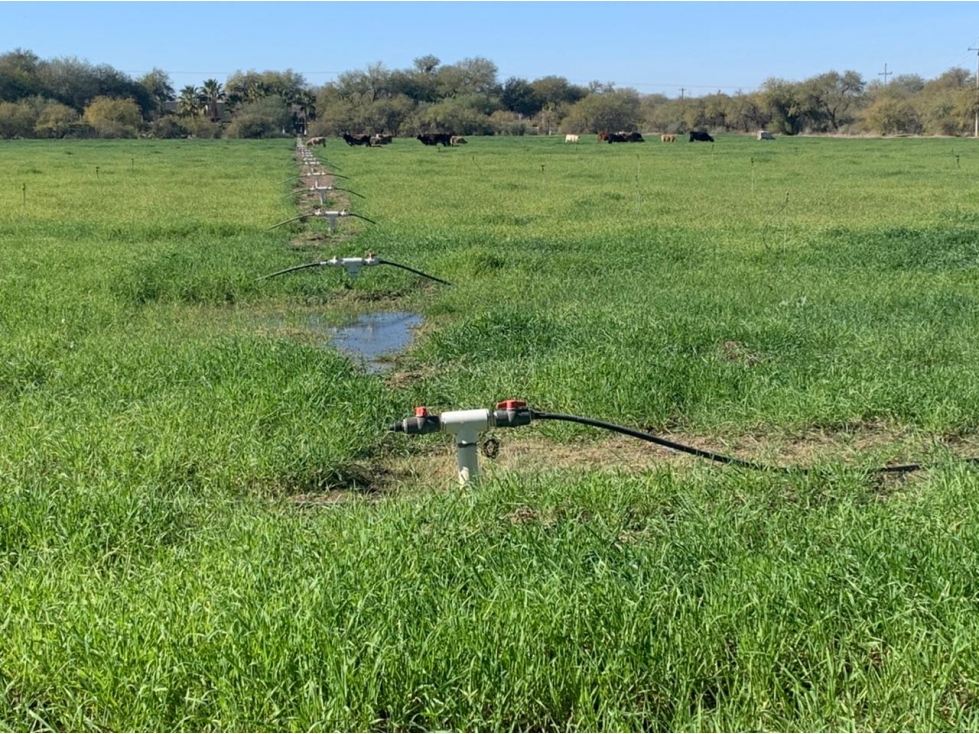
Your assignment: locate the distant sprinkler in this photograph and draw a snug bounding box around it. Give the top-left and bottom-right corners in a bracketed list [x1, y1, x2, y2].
[268, 208, 377, 234]
[282, 184, 365, 205]
[259, 253, 452, 284]
[281, 171, 350, 184]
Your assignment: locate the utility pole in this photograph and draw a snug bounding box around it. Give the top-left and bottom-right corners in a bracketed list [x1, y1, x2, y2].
[970, 38, 979, 138]
[679, 87, 685, 101]
[878, 63, 892, 85]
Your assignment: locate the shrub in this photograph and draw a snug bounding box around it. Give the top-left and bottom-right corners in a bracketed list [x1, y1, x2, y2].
[0, 100, 37, 138]
[225, 96, 291, 139]
[83, 96, 142, 138]
[33, 100, 79, 138]
[147, 115, 189, 139]
[182, 116, 222, 139]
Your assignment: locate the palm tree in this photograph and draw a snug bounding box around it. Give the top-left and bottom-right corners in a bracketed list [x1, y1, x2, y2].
[201, 79, 225, 123]
[177, 85, 202, 117]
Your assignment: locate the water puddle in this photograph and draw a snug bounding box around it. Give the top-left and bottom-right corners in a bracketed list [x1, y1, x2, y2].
[261, 311, 423, 373]
[328, 312, 423, 373]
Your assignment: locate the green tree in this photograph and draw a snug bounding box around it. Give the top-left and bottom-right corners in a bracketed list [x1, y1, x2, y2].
[531, 75, 588, 108]
[436, 57, 499, 98]
[500, 77, 540, 117]
[138, 68, 175, 118]
[225, 95, 290, 138]
[761, 77, 804, 134]
[562, 89, 641, 133]
[861, 95, 922, 135]
[719, 90, 769, 133]
[918, 67, 974, 135]
[797, 70, 865, 131]
[0, 48, 44, 102]
[415, 98, 494, 135]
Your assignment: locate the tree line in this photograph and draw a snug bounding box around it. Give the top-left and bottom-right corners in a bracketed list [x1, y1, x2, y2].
[1, 47, 977, 140]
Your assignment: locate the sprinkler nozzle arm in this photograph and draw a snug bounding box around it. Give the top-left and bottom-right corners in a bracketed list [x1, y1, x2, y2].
[390, 408, 442, 435]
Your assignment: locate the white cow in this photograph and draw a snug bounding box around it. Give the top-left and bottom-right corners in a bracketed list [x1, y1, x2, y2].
[565, 134, 579, 143]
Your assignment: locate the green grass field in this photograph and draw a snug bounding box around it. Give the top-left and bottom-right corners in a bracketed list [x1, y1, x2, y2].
[3, 134, 979, 731]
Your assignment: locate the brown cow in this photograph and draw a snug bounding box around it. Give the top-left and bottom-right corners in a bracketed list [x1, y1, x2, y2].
[597, 131, 610, 142]
[660, 134, 676, 143]
[450, 135, 468, 145]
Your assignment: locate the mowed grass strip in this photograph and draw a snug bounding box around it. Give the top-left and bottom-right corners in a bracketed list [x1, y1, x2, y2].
[1, 137, 979, 730]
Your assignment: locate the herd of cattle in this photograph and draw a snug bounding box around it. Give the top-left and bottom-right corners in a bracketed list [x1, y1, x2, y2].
[309, 129, 775, 148]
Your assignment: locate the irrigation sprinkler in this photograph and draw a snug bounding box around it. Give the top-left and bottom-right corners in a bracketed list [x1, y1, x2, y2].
[390, 401, 531, 485]
[314, 183, 365, 205]
[268, 208, 376, 233]
[259, 253, 452, 285]
[282, 185, 366, 204]
[282, 171, 350, 184]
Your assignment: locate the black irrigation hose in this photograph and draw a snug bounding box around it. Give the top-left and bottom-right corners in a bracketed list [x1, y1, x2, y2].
[258, 259, 451, 285]
[528, 410, 979, 476]
[282, 187, 366, 200]
[268, 214, 308, 229]
[376, 258, 453, 285]
[530, 411, 775, 472]
[259, 262, 326, 279]
[331, 187, 366, 199]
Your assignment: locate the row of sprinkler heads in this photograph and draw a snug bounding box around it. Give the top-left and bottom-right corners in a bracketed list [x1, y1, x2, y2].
[263, 144, 450, 284]
[279, 142, 370, 231]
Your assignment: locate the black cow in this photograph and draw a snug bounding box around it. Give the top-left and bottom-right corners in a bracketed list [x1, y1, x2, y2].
[626, 132, 645, 143]
[689, 131, 714, 143]
[416, 133, 453, 147]
[606, 132, 629, 144]
[342, 132, 371, 146]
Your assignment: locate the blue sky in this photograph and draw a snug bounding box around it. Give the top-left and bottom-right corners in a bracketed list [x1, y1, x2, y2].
[2, 2, 977, 97]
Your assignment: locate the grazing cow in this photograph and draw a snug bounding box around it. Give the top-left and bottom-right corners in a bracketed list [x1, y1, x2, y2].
[370, 134, 393, 146]
[417, 133, 453, 147]
[660, 134, 676, 143]
[626, 132, 645, 143]
[342, 132, 371, 146]
[565, 134, 579, 143]
[597, 131, 610, 142]
[757, 130, 775, 141]
[305, 136, 326, 147]
[689, 131, 714, 143]
[450, 135, 468, 145]
[606, 132, 629, 144]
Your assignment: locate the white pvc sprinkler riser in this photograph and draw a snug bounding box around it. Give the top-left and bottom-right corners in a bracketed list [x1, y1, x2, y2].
[391, 401, 532, 485]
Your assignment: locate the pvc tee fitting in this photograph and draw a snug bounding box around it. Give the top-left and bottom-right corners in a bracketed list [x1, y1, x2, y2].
[390, 400, 533, 484]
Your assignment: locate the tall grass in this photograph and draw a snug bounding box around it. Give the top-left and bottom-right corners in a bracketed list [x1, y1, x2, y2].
[2, 136, 979, 730]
